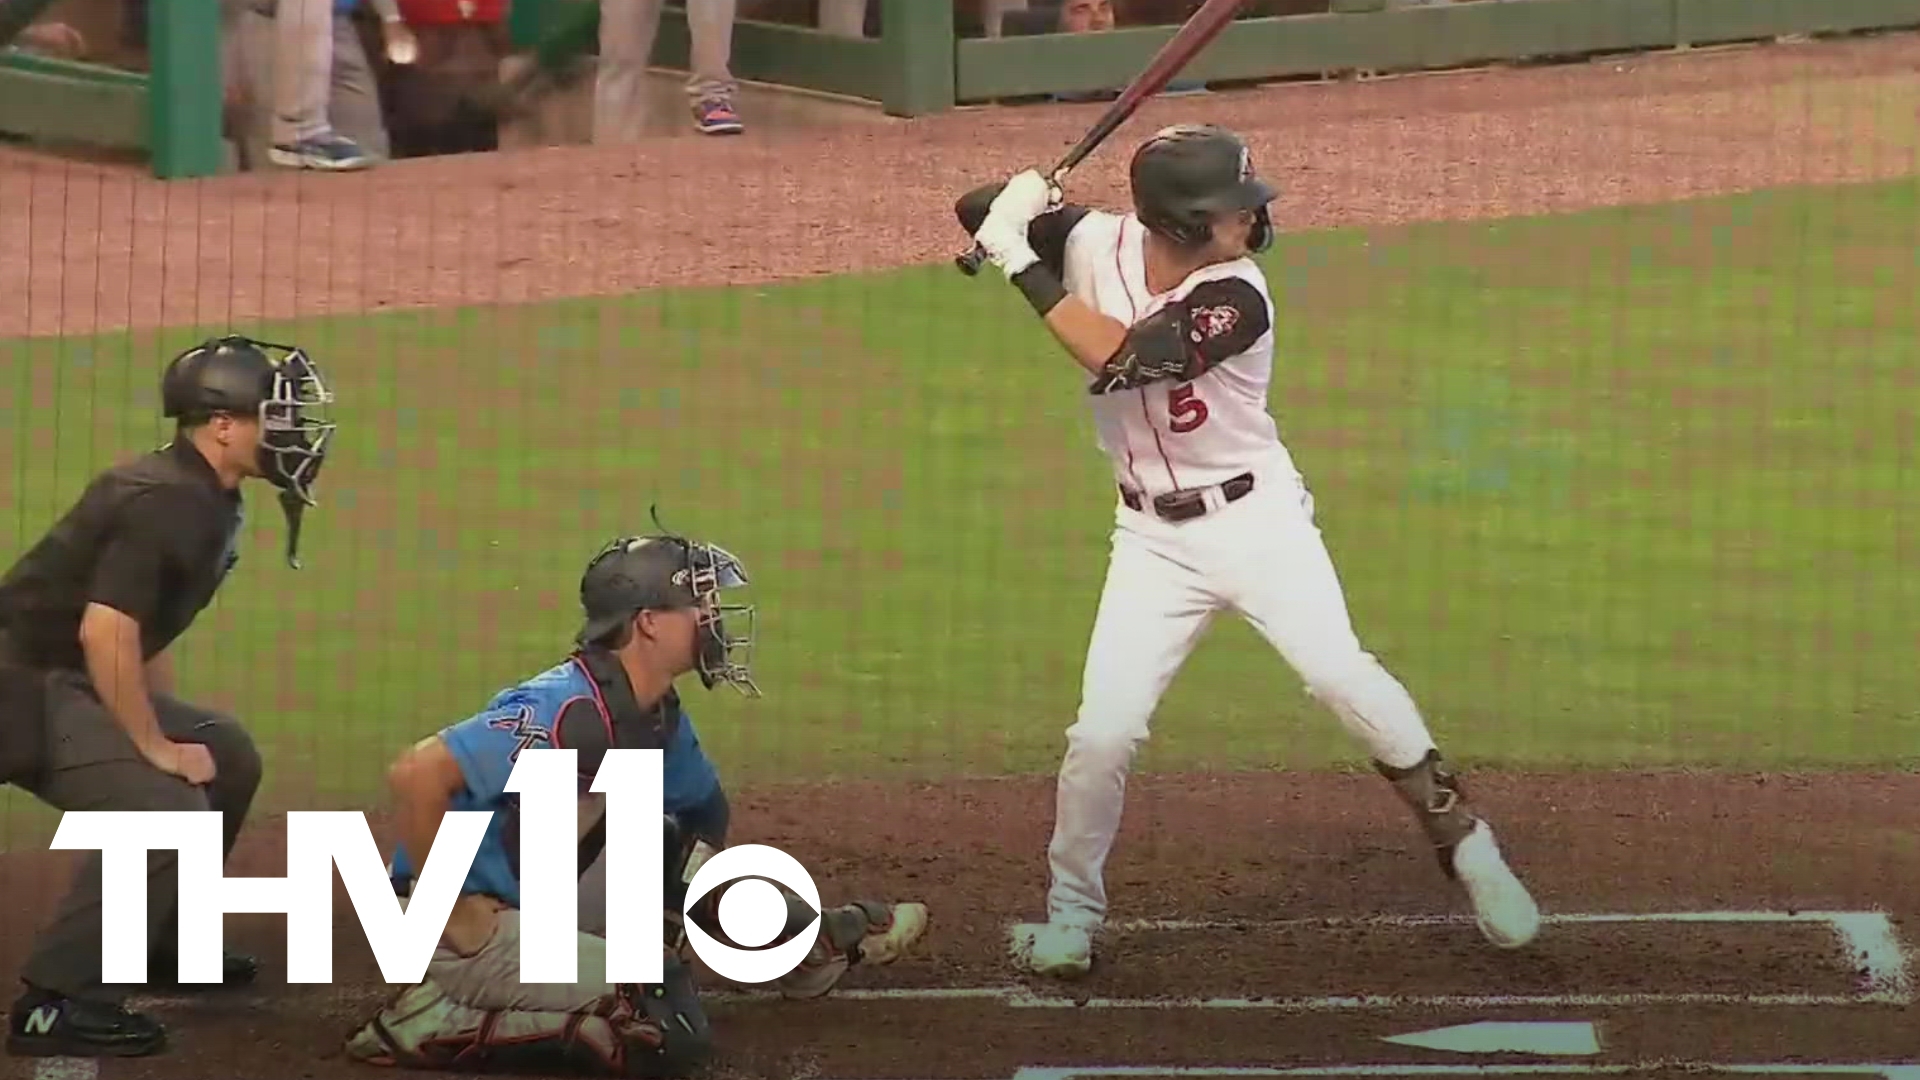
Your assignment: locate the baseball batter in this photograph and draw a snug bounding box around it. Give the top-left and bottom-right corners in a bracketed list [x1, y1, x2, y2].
[342, 532, 930, 1076]
[954, 125, 1541, 978]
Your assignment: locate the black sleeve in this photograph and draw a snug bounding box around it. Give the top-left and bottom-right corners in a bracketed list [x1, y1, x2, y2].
[86, 489, 202, 630]
[1087, 277, 1272, 395]
[954, 182, 1091, 280]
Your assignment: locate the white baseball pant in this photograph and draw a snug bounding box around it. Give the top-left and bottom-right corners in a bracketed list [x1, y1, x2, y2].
[1046, 463, 1441, 930]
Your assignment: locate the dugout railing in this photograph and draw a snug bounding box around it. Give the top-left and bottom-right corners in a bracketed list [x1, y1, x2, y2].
[7, 0, 1920, 180]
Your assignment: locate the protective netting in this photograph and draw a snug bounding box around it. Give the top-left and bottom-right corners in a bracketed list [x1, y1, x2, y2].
[1, 7, 1916, 1076]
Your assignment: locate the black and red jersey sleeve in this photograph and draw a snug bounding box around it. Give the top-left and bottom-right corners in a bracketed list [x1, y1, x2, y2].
[1087, 276, 1272, 395]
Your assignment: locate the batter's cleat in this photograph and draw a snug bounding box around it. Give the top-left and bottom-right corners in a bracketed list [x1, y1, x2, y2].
[6, 989, 168, 1058]
[776, 902, 931, 1000]
[1447, 820, 1541, 949]
[1008, 921, 1093, 979]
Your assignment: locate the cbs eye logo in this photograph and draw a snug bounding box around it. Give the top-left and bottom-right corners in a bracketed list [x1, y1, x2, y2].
[682, 844, 821, 983]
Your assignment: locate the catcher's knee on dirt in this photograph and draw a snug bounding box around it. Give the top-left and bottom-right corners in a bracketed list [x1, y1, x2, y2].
[344, 959, 712, 1078]
[1377, 748, 1479, 867]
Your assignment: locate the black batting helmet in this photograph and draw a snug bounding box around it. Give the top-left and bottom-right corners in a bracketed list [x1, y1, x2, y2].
[1130, 124, 1276, 252]
[160, 335, 336, 508]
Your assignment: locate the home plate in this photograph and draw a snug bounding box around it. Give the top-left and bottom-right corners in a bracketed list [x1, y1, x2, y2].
[1382, 1020, 1603, 1055]
[32, 1058, 98, 1080]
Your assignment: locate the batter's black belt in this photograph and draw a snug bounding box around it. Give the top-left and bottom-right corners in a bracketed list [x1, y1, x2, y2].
[1121, 471, 1255, 523]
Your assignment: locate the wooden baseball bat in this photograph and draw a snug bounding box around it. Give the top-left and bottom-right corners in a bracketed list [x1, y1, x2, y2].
[955, 0, 1253, 277]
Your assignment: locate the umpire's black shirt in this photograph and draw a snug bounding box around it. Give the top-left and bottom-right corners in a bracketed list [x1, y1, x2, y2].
[0, 438, 243, 673]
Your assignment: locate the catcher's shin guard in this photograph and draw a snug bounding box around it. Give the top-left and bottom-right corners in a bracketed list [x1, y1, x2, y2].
[1377, 749, 1479, 875]
[342, 963, 713, 1078]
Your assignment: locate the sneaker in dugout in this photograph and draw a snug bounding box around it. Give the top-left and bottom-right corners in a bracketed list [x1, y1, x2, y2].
[7, 988, 168, 1058]
[691, 97, 743, 135]
[269, 131, 375, 171]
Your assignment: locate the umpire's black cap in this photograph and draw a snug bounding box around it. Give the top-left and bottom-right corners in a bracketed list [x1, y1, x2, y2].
[574, 535, 746, 646]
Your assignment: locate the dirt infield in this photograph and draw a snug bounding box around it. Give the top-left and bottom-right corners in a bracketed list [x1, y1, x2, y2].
[1, 771, 1915, 1079]
[4, 33, 1920, 337]
[4, 26, 1920, 1080]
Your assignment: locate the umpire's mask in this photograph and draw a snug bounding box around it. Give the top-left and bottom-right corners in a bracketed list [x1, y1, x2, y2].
[256, 344, 336, 507]
[160, 336, 338, 569]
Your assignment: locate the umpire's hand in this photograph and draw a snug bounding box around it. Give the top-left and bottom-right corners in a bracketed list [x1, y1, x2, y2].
[159, 742, 218, 786]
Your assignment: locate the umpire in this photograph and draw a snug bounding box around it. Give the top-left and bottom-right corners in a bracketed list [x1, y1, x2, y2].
[0, 336, 336, 1059]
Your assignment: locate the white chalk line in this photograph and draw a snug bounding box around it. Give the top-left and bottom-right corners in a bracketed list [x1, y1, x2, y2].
[1827, 913, 1914, 998]
[997, 1065, 1920, 1080]
[30, 1058, 98, 1080]
[713, 909, 1916, 1010]
[1107, 910, 1914, 1001]
[712, 987, 1903, 1009]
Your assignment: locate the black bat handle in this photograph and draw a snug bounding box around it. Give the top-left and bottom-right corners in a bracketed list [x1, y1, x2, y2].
[954, 163, 1071, 278]
[955, 242, 988, 276]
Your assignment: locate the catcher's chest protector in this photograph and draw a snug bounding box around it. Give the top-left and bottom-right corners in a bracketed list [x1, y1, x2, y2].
[560, 648, 679, 874]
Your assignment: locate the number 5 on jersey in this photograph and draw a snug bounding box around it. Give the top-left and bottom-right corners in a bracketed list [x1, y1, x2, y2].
[1168, 382, 1209, 433]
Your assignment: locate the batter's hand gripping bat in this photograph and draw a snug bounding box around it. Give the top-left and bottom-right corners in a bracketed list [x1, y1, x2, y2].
[954, 0, 1253, 277]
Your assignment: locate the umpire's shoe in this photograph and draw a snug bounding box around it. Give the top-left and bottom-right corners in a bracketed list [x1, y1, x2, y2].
[6, 988, 167, 1058]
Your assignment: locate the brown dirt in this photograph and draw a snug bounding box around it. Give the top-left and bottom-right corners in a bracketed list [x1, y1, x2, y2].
[5, 26, 1920, 1080]
[4, 33, 1920, 338]
[1, 771, 1916, 1078]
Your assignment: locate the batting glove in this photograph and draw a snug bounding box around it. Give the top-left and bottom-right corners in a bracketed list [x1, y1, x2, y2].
[987, 169, 1061, 229]
[974, 214, 1039, 277]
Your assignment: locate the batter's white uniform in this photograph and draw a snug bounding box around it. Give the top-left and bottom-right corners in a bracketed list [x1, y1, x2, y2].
[1044, 209, 1444, 932]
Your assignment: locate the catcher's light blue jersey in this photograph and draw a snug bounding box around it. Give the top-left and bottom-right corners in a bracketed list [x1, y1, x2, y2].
[387, 658, 721, 907]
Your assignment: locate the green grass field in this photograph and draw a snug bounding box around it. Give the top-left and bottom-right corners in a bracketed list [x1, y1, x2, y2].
[3, 178, 1916, 816]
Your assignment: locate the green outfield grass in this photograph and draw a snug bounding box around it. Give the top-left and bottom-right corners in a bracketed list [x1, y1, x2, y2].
[2, 177, 1915, 815]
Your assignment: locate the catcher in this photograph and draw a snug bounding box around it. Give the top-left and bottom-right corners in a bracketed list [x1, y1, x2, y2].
[344, 529, 930, 1077]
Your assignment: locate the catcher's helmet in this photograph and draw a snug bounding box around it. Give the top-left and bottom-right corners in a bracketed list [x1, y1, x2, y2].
[160, 335, 336, 508]
[1130, 124, 1276, 252]
[575, 528, 759, 697]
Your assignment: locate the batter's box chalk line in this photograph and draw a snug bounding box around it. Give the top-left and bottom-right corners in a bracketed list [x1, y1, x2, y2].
[995, 1066, 1920, 1080]
[710, 909, 1912, 1011]
[31, 1058, 99, 1080]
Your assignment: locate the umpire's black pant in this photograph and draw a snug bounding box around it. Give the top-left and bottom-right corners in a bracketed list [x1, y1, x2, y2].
[11, 669, 262, 1005]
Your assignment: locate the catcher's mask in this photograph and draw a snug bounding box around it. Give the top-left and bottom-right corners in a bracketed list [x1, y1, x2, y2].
[575, 530, 759, 697]
[160, 335, 337, 568]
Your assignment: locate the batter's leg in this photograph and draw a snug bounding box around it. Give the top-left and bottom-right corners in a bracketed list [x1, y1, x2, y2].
[1224, 479, 1540, 949]
[1013, 520, 1221, 978]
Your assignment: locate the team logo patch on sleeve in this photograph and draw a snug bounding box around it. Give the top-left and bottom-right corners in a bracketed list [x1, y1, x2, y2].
[1189, 304, 1241, 342]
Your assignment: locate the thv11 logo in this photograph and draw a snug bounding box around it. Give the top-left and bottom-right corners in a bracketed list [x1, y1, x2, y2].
[47, 749, 820, 986]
